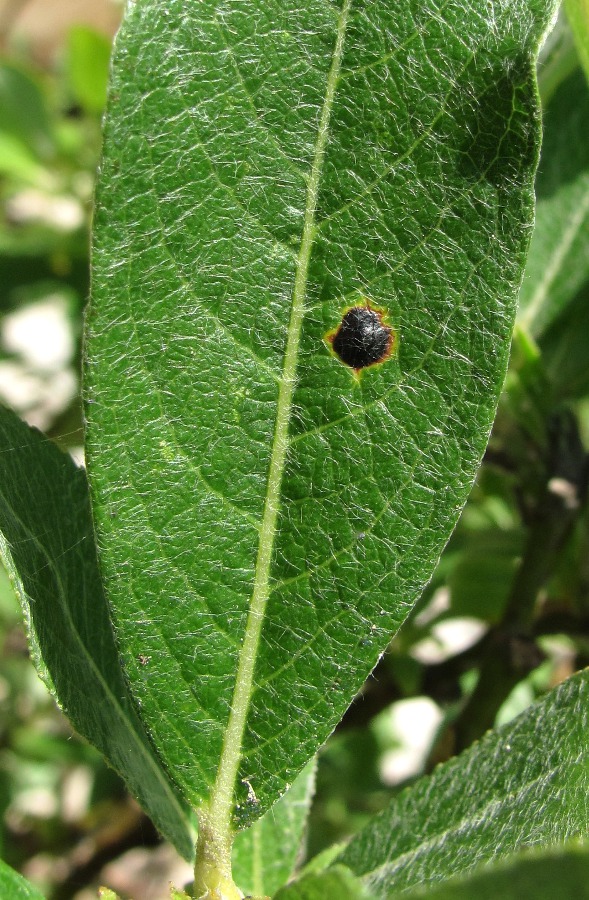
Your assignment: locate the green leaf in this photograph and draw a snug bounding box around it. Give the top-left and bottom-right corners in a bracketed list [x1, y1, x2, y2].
[85, 0, 556, 853]
[0, 63, 54, 161]
[538, 281, 589, 398]
[0, 132, 47, 185]
[565, 0, 589, 87]
[232, 760, 316, 897]
[0, 406, 195, 859]
[338, 670, 589, 897]
[398, 842, 589, 900]
[0, 859, 44, 900]
[273, 865, 372, 900]
[536, 9, 580, 105]
[66, 26, 112, 115]
[447, 528, 524, 623]
[518, 67, 589, 337]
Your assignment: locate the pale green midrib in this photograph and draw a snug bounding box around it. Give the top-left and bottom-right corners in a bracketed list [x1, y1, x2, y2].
[206, 0, 353, 850]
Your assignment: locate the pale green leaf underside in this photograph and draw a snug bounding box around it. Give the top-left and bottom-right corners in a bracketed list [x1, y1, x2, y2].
[86, 0, 556, 827]
[339, 670, 589, 896]
[0, 406, 194, 859]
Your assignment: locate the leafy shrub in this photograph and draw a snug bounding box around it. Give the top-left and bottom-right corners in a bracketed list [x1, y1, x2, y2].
[1, 2, 589, 899]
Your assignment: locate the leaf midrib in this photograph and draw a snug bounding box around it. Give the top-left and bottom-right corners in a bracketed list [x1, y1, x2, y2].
[206, 0, 353, 844]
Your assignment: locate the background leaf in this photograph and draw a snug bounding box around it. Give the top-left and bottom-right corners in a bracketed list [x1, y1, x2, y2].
[231, 760, 316, 897]
[85, 0, 557, 831]
[565, 0, 589, 86]
[0, 406, 195, 859]
[338, 670, 589, 897]
[0, 63, 54, 163]
[518, 67, 589, 338]
[274, 865, 372, 900]
[396, 842, 589, 900]
[66, 26, 112, 116]
[0, 858, 44, 900]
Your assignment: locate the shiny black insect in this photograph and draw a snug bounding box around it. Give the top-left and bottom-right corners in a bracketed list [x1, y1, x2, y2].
[330, 306, 393, 370]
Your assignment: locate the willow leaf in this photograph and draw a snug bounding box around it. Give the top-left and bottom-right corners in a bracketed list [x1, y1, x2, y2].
[85, 0, 556, 865]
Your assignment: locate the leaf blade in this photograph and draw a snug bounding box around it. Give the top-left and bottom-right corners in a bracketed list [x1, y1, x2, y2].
[338, 670, 589, 896]
[0, 859, 45, 900]
[518, 67, 589, 337]
[231, 760, 316, 897]
[397, 842, 589, 900]
[0, 406, 195, 859]
[85, 0, 557, 831]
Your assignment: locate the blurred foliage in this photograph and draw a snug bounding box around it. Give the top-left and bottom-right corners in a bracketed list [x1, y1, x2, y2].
[0, 6, 588, 899]
[0, 20, 158, 900]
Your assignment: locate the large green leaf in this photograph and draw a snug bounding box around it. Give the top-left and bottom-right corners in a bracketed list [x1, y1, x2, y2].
[85, 0, 555, 851]
[338, 670, 589, 896]
[397, 842, 589, 900]
[0, 406, 195, 859]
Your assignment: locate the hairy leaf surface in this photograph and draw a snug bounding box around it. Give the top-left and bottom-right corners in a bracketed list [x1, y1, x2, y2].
[398, 842, 589, 900]
[339, 670, 589, 896]
[0, 407, 194, 858]
[85, 0, 556, 827]
[274, 865, 371, 900]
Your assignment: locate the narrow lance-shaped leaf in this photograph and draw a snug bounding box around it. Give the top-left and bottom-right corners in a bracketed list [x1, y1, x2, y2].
[0, 406, 195, 860]
[231, 760, 316, 898]
[394, 842, 589, 900]
[518, 66, 589, 337]
[338, 670, 589, 897]
[85, 0, 556, 872]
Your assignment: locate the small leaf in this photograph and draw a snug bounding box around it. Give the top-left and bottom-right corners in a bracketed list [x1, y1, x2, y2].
[0, 63, 54, 160]
[66, 26, 112, 115]
[273, 865, 372, 900]
[232, 760, 316, 897]
[0, 858, 45, 900]
[85, 0, 558, 850]
[0, 406, 195, 859]
[338, 670, 589, 897]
